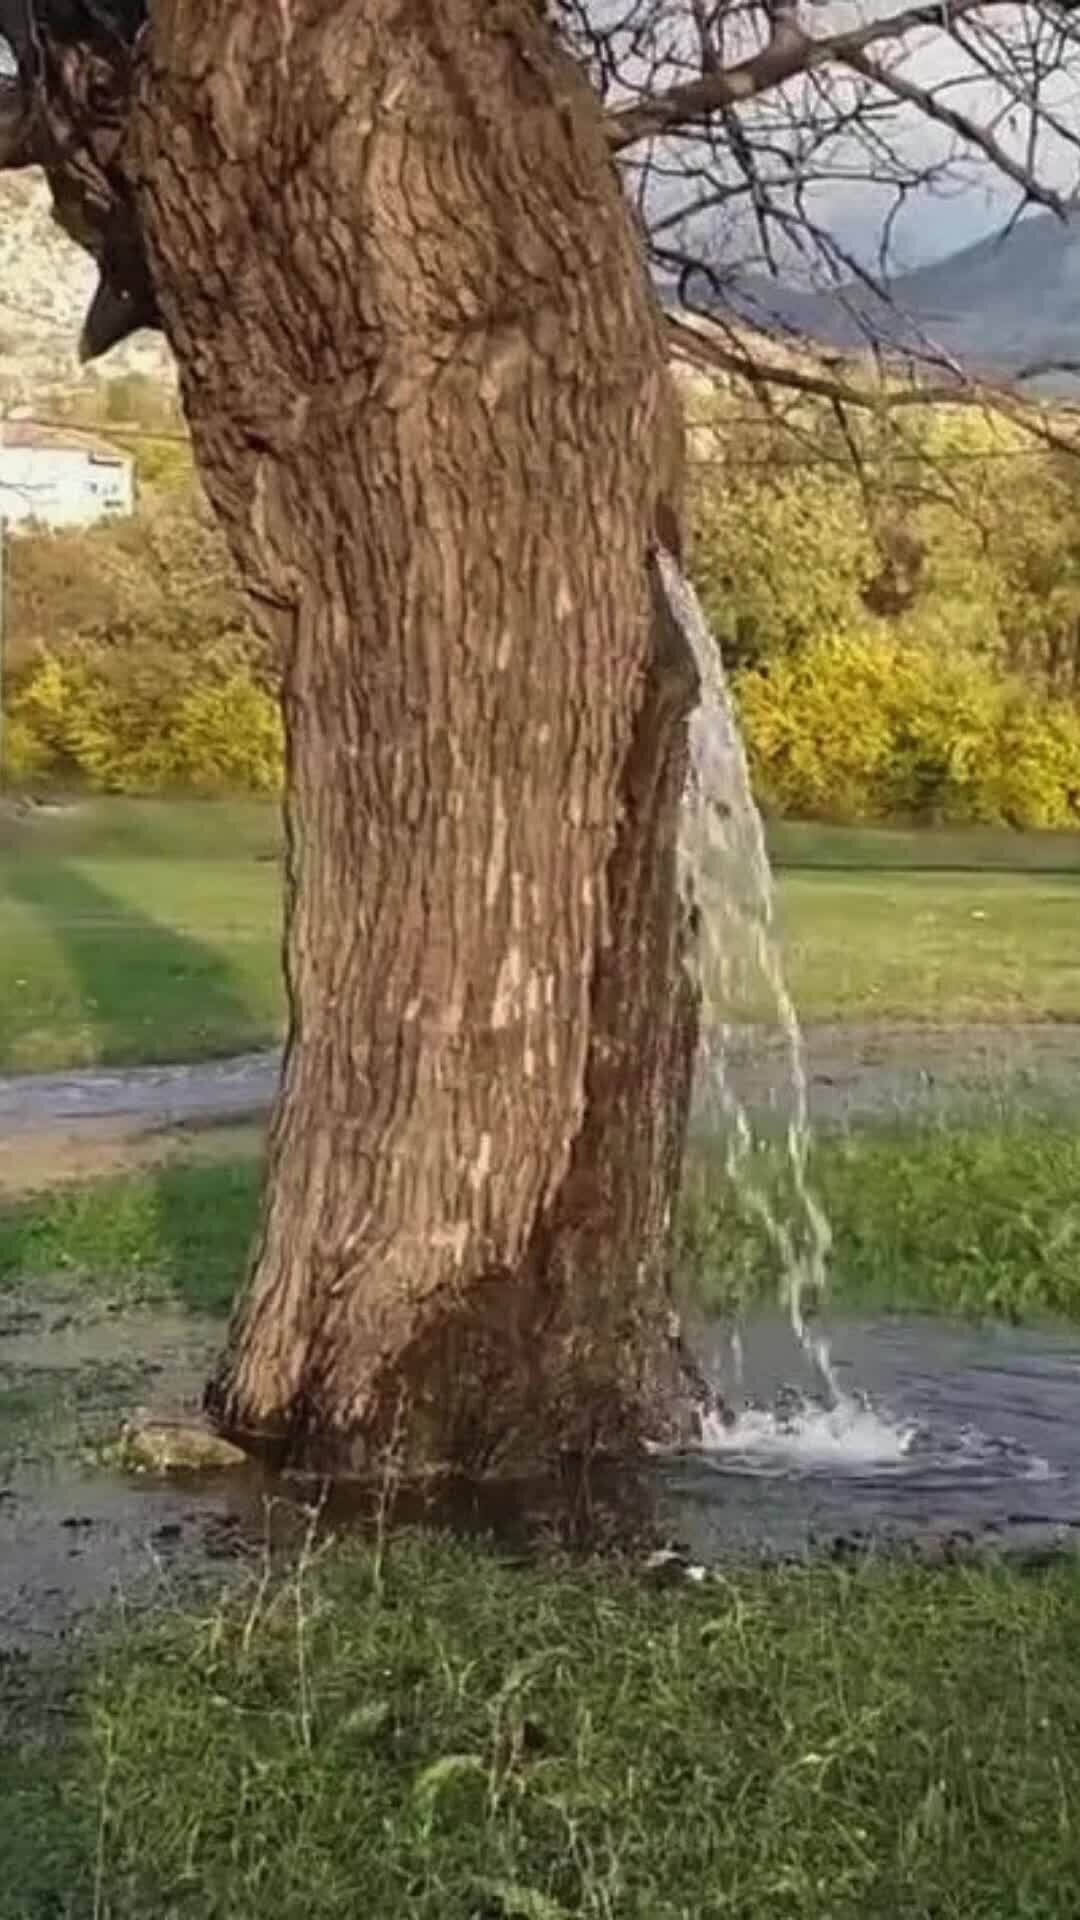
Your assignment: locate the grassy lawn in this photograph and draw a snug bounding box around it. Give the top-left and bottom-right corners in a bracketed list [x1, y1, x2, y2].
[778, 869, 1080, 1024]
[0, 1154, 262, 1315]
[0, 796, 284, 1070]
[768, 819, 1080, 871]
[4, 800, 1080, 1069]
[769, 821, 1080, 1022]
[5, 1533, 1080, 1919]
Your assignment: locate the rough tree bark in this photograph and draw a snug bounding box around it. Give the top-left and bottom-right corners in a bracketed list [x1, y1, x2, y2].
[119, 0, 701, 1476]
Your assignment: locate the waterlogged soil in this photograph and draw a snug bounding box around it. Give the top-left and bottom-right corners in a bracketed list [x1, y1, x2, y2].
[0, 1281, 277, 1650]
[8, 1272, 1080, 1650]
[0, 1278, 674, 1651]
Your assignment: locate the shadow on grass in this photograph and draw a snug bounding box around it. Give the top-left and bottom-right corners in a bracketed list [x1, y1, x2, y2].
[0, 1664, 89, 1920]
[0, 856, 270, 1066]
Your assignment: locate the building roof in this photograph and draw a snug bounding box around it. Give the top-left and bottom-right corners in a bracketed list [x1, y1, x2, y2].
[0, 419, 132, 463]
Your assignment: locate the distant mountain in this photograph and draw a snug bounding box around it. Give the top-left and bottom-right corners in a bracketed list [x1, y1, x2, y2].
[4, 159, 1077, 401]
[688, 211, 1080, 392]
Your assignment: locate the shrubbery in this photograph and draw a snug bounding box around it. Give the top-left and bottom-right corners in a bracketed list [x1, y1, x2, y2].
[8, 650, 282, 794]
[735, 631, 1080, 827]
[12, 361, 1080, 818]
[684, 374, 1080, 826]
[6, 484, 282, 795]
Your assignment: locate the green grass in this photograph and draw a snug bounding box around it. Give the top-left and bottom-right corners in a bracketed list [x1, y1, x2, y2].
[4, 1117, 1080, 1326]
[0, 797, 285, 1070]
[765, 820, 1080, 1023]
[0, 1157, 262, 1315]
[778, 869, 1080, 1024]
[767, 818, 1080, 872]
[680, 1118, 1080, 1323]
[0, 794, 281, 862]
[4, 802, 1080, 1069]
[5, 1533, 1080, 1919]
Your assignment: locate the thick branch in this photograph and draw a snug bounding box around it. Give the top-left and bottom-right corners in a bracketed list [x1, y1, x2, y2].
[606, 0, 1007, 149]
[670, 314, 946, 406]
[666, 314, 1080, 458]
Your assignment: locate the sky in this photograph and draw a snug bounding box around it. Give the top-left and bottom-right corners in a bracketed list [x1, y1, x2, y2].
[617, 0, 1080, 278]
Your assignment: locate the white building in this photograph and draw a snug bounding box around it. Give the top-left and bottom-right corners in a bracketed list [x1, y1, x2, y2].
[0, 420, 135, 530]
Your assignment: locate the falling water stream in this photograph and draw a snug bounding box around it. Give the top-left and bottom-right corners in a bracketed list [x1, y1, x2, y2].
[656, 548, 1079, 1547]
[661, 546, 836, 1392]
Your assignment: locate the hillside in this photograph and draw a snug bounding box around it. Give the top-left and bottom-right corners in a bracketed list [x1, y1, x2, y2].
[0, 172, 174, 394]
[3, 157, 1076, 403]
[714, 210, 1080, 391]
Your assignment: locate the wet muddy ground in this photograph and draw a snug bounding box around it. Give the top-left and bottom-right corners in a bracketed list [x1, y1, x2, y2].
[6, 1020, 1080, 1654]
[0, 1278, 675, 1652]
[8, 1271, 1080, 1654]
[0, 1280, 263, 1650]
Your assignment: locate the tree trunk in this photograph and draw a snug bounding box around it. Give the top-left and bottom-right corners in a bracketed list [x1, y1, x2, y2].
[129, 0, 703, 1476]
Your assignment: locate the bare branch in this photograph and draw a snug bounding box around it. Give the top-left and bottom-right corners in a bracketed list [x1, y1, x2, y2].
[666, 312, 1080, 463]
[840, 43, 1071, 219]
[605, 0, 1004, 150]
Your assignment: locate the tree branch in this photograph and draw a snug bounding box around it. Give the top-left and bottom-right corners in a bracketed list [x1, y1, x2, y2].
[665, 313, 1080, 462]
[840, 44, 1072, 219]
[606, 0, 1008, 149]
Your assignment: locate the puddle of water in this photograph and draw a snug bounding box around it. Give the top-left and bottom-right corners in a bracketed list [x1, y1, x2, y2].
[657, 1310, 1080, 1561]
[0, 1283, 274, 1650]
[8, 1279, 1080, 1653]
[0, 1283, 653, 1650]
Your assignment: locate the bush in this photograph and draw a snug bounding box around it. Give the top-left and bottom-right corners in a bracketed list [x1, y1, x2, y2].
[5, 485, 282, 795]
[2, 715, 51, 784]
[9, 647, 283, 795]
[7, 486, 263, 690]
[690, 458, 878, 672]
[171, 672, 284, 793]
[735, 630, 1080, 827]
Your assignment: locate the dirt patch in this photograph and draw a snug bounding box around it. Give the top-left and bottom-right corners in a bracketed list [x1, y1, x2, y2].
[0, 1118, 267, 1197]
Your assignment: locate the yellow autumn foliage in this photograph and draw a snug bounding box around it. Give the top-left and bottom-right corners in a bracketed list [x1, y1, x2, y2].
[736, 631, 1080, 827]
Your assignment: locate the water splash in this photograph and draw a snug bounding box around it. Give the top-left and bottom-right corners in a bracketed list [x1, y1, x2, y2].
[657, 547, 834, 1396]
[696, 1398, 1054, 1486]
[655, 557, 1067, 1501]
[699, 1395, 920, 1473]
